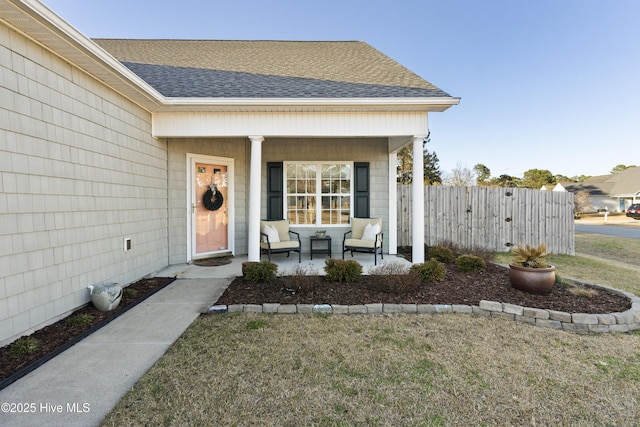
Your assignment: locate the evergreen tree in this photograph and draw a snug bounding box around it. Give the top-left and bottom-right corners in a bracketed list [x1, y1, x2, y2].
[521, 169, 555, 189]
[396, 133, 442, 184]
[473, 164, 491, 186]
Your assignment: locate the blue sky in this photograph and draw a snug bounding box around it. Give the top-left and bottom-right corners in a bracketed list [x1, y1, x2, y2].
[43, 0, 640, 179]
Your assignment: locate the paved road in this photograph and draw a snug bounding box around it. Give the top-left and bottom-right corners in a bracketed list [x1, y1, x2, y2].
[575, 223, 640, 239]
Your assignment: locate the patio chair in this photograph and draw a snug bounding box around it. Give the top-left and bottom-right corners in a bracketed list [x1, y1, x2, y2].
[342, 217, 383, 265]
[260, 219, 301, 262]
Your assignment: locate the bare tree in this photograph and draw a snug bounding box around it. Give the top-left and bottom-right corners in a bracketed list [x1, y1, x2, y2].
[574, 190, 592, 217]
[443, 163, 475, 186]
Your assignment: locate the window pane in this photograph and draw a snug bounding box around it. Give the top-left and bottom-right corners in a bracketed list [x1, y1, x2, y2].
[306, 179, 316, 193]
[305, 164, 316, 178]
[321, 179, 330, 193]
[287, 162, 350, 226]
[340, 164, 350, 179]
[286, 164, 296, 178]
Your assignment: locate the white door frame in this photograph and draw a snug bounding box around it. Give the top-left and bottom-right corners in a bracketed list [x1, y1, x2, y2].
[186, 153, 235, 262]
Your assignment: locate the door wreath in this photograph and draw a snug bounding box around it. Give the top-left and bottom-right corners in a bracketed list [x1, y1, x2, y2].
[203, 185, 224, 211]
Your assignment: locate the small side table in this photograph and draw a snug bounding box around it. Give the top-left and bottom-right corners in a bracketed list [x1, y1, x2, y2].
[310, 236, 332, 260]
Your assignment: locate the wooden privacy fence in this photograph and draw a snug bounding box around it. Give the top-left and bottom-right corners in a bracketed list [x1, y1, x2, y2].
[397, 186, 575, 255]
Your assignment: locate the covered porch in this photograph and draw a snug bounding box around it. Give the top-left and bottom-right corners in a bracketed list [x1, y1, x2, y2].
[159, 111, 449, 266]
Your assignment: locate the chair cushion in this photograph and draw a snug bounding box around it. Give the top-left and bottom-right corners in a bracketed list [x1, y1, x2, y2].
[262, 224, 280, 243]
[260, 220, 291, 242]
[344, 238, 381, 249]
[350, 217, 382, 239]
[260, 241, 300, 250]
[361, 222, 380, 241]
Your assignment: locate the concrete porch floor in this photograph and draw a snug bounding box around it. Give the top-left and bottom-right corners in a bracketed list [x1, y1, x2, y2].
[155, 252, 412, 279]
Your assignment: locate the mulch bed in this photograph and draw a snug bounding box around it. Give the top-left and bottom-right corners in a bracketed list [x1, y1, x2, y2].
[217, 264, 631, 315]
[0, 277, 175, 387]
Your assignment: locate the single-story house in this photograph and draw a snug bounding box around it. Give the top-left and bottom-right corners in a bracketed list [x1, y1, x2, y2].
[0, 0, 458, 344]
[564, 167, 640, 212]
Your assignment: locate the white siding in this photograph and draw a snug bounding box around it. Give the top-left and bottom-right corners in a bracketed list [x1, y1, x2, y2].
[153, 111, 428, 138]
[0, 23, 169, 344]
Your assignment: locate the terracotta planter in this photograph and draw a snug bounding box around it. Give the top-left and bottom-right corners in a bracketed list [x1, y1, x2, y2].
[508, 264, 556, 295]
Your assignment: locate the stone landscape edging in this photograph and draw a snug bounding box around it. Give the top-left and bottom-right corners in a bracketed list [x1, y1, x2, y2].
[209, 283, 640, 334]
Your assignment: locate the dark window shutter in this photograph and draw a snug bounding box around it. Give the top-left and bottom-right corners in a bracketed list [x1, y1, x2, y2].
[266, 162, 283, 220]
[354, 162, 370, 218]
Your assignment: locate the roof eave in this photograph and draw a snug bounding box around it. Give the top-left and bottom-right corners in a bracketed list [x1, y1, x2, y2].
[2, 0, 165, 110]
[156, 96, 461, 113]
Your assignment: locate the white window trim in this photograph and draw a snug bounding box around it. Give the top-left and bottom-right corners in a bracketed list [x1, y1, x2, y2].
[284, 161, 354, 227]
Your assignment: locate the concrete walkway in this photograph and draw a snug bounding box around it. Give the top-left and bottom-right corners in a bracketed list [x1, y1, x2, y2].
[0, 253, 406, 426]
[0, 277, 231, 427]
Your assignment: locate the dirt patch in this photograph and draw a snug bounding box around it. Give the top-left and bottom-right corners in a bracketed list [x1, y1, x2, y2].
[0, 277, 175, 386]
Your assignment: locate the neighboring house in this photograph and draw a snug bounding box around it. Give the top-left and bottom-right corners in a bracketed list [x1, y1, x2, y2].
[0, 0, 459, 343]
[564, 167, 640, 212]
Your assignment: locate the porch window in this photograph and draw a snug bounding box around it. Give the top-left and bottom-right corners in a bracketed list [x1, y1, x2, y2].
[285, 162, 352, 225]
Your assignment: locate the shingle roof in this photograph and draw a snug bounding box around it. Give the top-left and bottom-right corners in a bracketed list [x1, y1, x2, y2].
[565, 167, 640, 197]
[93, 40, 451, 99]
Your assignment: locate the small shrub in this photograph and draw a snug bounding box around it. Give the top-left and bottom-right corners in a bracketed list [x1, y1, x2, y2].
[456, 254, 486, 272]
[281, 265, 319, 295]
[9, 336, 41, 357]
[568, 287, 599, 299]
[511, 243, 551, 268]
[427, 246, 455, 264]
[431, 240, 496, 263]
[368, 262, 410, 276]
[65, 313, 95, 328]
[368, 262, 419, 293]
[244, 260, 278, 282]
[410, 259, 446, 283]
[324, 258, 362, 282]
[563, 280, 600, 299]
[123, 287, 138, 299]
[463, 246, 496, 263]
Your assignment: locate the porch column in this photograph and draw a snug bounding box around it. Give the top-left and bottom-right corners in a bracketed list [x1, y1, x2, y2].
[412, 135, 426, 263]
[388, 151, 398, 255]
[248, 136, 264, 262]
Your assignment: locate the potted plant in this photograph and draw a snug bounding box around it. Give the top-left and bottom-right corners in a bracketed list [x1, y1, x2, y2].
[508, 243, 556, 294]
